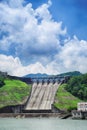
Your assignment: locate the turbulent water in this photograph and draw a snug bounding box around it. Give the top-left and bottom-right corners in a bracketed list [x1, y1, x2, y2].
[0, 118, 87, 130]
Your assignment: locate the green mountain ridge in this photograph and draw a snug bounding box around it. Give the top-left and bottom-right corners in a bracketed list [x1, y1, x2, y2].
[57, 71, 82, 77]
[23, 71, 82, 78]
[23, 73, 49, 78]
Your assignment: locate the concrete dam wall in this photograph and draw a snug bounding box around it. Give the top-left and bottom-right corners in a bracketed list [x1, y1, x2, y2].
[25, 82, 60, 112]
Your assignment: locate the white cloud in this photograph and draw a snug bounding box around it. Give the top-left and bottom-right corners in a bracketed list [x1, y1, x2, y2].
[35, 0, 52, 20]
[8, 0, 24, 8]
[0, 54, 58, 76]
[0, 54, 21, 75]
[1, 35, 87, 77]
[55, 36, 87, 73]
[0, 0, 66, 62]
[0, 1, 87, 76]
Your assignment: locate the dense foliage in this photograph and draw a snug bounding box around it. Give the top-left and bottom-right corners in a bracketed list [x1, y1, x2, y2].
[0, 77, 5, 88]
[65, 74, 87, 100]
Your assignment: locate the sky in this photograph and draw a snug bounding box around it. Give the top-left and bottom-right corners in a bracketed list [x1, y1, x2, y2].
[0, 0, 87, 76]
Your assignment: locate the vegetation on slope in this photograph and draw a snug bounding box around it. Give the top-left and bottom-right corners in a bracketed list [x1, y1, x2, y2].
[54, 84, 81, 111]
[65, 73, 87, 100]
[0, 79, 31, 108]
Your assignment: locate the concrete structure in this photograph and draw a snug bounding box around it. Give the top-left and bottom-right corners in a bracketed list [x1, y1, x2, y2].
[78, 102, 87, 112]
[72, 102, 87, 119]
[31, 76, 65, 84]
[0, 75, 69, 114]
[72, 110, 83, 119]
[25, 82, 60, 112]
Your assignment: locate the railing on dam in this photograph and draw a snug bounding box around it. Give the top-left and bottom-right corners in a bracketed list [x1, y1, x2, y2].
[31, 76, 67, 84]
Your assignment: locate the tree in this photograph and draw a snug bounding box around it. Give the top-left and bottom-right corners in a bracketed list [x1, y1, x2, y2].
[65, 73, 87, 100]
[0, 77, 5, 88]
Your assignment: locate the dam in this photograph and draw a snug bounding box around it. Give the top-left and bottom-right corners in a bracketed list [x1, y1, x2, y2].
[0, 75, 70, 114]
[25, 81, 60, 112]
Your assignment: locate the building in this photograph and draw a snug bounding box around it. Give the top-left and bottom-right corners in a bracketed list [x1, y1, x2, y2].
[78, 102, 87, 112]
[72, 102, 87, 119]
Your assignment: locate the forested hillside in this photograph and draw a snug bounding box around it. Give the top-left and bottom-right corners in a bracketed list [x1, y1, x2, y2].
[65, 74, 87, 100]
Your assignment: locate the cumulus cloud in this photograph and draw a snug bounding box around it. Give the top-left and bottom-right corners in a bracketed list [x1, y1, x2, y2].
[0, 0, 87, 76]
[0, 0, 66, 63]
[1, 35, 87, 77]
[0, 54, 22, 75]
[54, 36, 87, 73]
[0, 54, 58, 76]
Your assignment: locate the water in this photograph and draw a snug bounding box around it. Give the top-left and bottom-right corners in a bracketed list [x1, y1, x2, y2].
[0, 118, 87, 130]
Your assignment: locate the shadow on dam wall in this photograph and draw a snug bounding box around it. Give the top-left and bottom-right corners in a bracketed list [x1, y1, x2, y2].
[0, 105, 25, 113]
[0, 104, 61, 114]
[8, 75, 32, 84]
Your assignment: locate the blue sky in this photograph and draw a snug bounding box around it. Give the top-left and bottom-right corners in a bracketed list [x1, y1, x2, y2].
[0, 0, 87, 76]
[28, 0, 87, 40]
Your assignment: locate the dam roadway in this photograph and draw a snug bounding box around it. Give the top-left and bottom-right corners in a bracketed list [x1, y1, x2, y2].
[25, 82, 60, 112]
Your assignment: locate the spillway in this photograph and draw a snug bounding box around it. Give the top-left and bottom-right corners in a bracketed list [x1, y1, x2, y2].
[25, 82, 60, 112]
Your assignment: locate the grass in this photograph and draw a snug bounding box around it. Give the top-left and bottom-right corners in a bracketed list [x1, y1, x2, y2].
[54, 84, 82, 111]
[0, 79, 31, 108]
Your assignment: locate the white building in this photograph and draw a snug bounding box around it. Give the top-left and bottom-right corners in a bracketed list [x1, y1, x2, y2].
[78, 102, 87, 112]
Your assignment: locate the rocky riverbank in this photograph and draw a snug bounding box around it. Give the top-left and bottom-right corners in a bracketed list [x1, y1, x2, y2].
[0, 112, 71, 119]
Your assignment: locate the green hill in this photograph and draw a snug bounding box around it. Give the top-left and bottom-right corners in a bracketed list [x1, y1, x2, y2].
[54, 73, 87, 111]
[54, 84, 82, 111]
[58, 71, 82, 77]
[0, 79, 31, 108]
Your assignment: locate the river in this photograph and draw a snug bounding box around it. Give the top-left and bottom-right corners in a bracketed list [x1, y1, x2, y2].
[0, 118, 87, 130]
